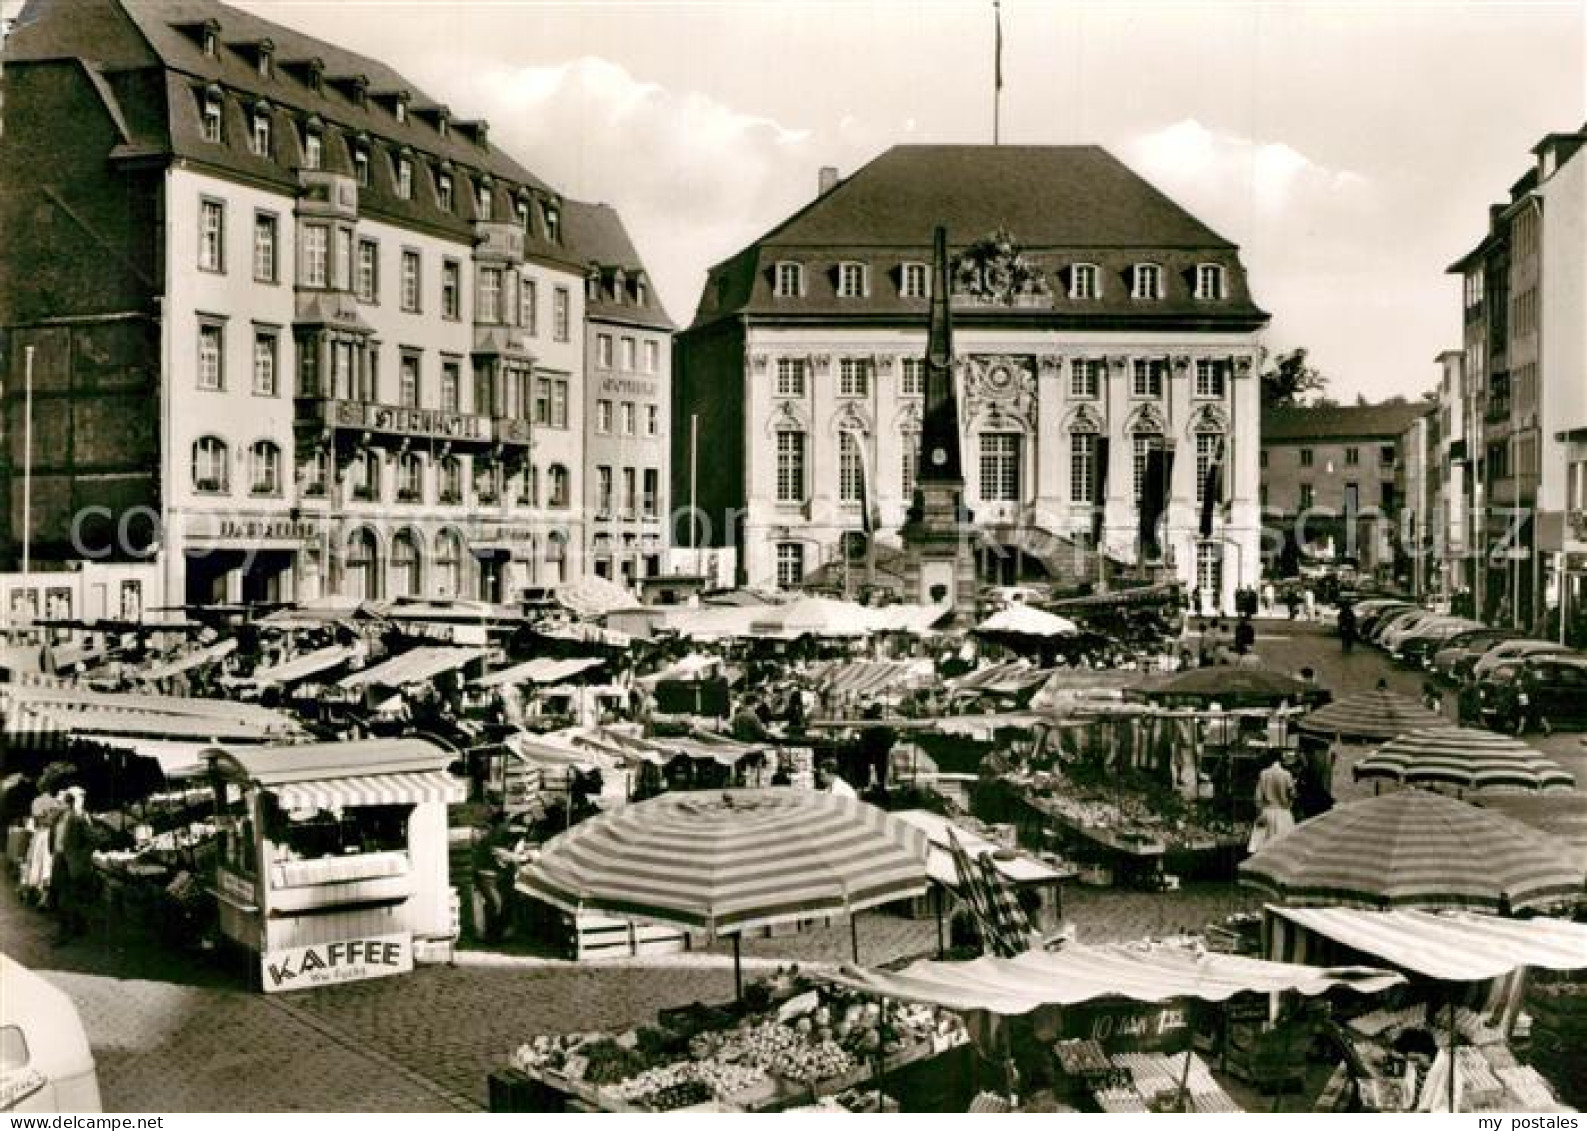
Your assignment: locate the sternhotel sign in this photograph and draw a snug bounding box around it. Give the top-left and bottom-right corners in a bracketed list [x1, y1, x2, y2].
[327, 399, 490, 442]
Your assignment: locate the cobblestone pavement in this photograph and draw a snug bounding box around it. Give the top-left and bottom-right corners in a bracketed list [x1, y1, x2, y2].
[3, 621, 1579, 1111]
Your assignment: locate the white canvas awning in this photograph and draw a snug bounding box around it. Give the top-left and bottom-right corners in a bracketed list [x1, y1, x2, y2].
[339, 646, 487, 689]
[474, 656, 603, 688]
[270, 770, 466, 809]
[1263, 905, 1587, 982]
[235, 645, 357, 688]
[137, 638, 238, 682]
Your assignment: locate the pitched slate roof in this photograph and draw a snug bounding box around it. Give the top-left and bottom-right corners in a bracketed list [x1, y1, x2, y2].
[562, 200, 675, 331]
[6, 0, 576, 267]
[689, 144, 1267, 330]
[1262, 402, 1433, 443]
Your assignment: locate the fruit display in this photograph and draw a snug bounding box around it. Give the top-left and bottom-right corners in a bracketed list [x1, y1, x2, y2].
[507, 981, 966, 1112]
[1015, 772, 1243, 851]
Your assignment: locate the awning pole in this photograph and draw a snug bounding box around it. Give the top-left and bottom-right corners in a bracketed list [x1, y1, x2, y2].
[935, 884, 946, 958]
[733, 933, 743, 1003]
[1448, 997, 1458, 1113]
[850, 912, 861, 964]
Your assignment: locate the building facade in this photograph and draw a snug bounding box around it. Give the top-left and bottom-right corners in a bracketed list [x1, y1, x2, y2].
[675, 146, 1270, 613]
[1259, 403, 1431, 583]
[1448, 124, 1586, 634]
[0, 0, 597, 610]
[565, 202, 673, 587]
[1397, 406, 1441, 600]
[1433, 349, 1470, 602]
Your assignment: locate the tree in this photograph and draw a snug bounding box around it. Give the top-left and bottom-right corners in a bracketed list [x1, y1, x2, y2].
[1259, 347, 1329, 408]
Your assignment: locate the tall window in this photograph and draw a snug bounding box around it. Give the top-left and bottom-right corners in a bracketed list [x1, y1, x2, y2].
[1132, 263, 1162, 299]
[1132, 358, 1165, 398]
[250, 110, 271, 157]
[543, 204, 561, 243]
[597, 334, 613, 369]
[390, 532, 422, 598]
[192, 436, 229, 493]
[440, 259, 460, 320]
[198, 323, 224, 390]
[439, 456, 463, 503]
[1070, 432, 1097, 503]
[441, 360, 460, 409]
[837, 262, 868, 298]
[252, 331, 277, 396]
[776, 543, 805, 589]
[249, 441, 281, 495]
[477, 182, 492, 218]
[303, 131, 322, 170]
[622, 467, 637, 516]
[301, 223, 328, 287]
[642, 469, 659, 518]
[201, 92, 223, 142]
[437, 172, 453, 212]
[1070, 263, 1100, 300]
[646, 404, 659, 437]
[352, 451, 381, 502]
[901, 262, 928, 298]
[643, 340, 659, 374]
[475, 459, 499, 503]
[343, 529, 380, 601]
[979, 434, 1022, 502]
[838, 357, 869, 398]
[1133, 433, 1164, 501]
[621, 402, 636, 436]
[1299, 448, 1314, 468]
[1194, 358, 1227, 398]
[1195, 264, 1225, 300]
[1071, 358, 1103, 399]
[552, 287, 570, 341]
[1345, 446, 1360, 466]
[435, 531, 464, 597]
[548, 465, 570, 507]
[253, 213, 277, 282]
[333, 228, 352, 292]
[477, 267, 502, 324]
[1300, 483, 1315, 508]
[356, 239, 378, 303]
[473, 365, 496, 417]
[199, 199, 225, 271]
[839, 432, 866, 504]
[775, 262, 803, 297]
[1195, 432, 1223, 505]
[398, 353, 420, 407]
[776, 358, 807, 398]
[300, 448, 328, 496]
[521, 278, 538, 335]
[900, 357, 925, 397]
[776, 430, 807, 503]
[901, 434, 920, 498]
[401, 250, 421, 312]
[596, 400, 613, 434]
[397, 453, 423, 501]
[353, 148, 370, 187]
[1196, 542, 1223, 601]
[620, 337, 636, 371]
[396, 156, 413, 200]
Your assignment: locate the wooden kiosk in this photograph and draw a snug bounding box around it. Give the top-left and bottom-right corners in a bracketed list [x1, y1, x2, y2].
[204, 739, 465, 992]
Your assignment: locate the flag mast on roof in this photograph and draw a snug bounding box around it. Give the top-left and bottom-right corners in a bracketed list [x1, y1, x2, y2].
[993, 1, 1004, 145]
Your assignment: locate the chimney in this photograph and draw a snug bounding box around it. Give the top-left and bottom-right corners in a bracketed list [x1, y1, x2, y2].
[817, 166, 839, 197]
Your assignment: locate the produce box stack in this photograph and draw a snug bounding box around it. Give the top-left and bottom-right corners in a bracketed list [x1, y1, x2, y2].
[501, 973, 966, 1112]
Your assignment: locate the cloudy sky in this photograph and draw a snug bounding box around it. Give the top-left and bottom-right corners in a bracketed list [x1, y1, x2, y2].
[240, 0, 1585, 402]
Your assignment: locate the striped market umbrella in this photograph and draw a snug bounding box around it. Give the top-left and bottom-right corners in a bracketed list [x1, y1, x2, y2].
[1239, 790, 1585, 913]
[1298, 688, 1444, 742]
[1354, 727, 1576, 794]
[518, 789, 930, 992]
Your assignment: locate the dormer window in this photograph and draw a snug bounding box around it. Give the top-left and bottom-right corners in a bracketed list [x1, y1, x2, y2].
[438, 113, 450, 138]
[543, 204, 560, 243]
[394, 99, 407, 124]
[305, 59, 323, 93]
[1132, 263, 1162, 300]
[477, 181, 492, 219]
[202, 23, 218, 57]
[396, 155, 413, 200]
[900, 262, 929, 299]
[585, 272, 600, 302]
[1195, 263, 1225, 300]
[634, 275, 647, 306]
[515, 197, 531, 235]
[837, 261, 868, 298]
[774, 262, 804, 297]
[249, 106, 271, 158]
[1070, 263, 1100, 300]
[612, 269, 626, 304]
[201, 88, 223, 143]
[256, 40, 274, 79]
[437, 172, 453, 212]
[353, 147, 370, 187]
[303, 129, 322, 170]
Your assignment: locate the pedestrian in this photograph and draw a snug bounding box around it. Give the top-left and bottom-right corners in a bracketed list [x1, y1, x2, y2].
[1261, 581, 1276, 616]
[50, 786, 96, 945]
[1303, 588, 1317, 622]
[1247, 752, 1297, 853]
[1285, 591, 1301, 620]
[471, 808, 520, 944]
[1338, 602, 1357, 654]
[1456, 675, 1482, 727]
[1234, 615, 1255, 655]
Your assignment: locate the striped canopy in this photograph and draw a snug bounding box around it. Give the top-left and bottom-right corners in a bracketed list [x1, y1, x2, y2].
[1239, 790, 1586, 913]
[517, 789, 931, 937]
[1354, 727, 1576, 793]
[1298, 688, 1444, 741]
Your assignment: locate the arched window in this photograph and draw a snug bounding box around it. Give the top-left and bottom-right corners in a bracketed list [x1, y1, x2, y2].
[434, 529, 465, 598]
[390, 529, 423, 598]
[192, 436, 229, 494]
[343, 528, 381, 600]
[548, 464, 570, 508]
[546, 530, 569, 583]
[249, 440, 281, 495]
[439, 456, 463, 504]
[300, 448, 329, 497]
[397, 452, 423, 502]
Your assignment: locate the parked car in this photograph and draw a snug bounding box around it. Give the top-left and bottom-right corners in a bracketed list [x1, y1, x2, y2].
[1432, 629, 1526, 681]
[0, 953, 102, 1113]
[1395, 618, 1483, 666]
[1476, 654, 1587, 734]
[1471, 639, 1577, 681]
[1370, 608, 1436, 648]
[1382, 613, 1468, 657]
[1354, 601, 1415, 638]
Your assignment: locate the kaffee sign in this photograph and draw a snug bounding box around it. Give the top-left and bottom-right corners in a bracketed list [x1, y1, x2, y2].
[262, 932, 413, 993]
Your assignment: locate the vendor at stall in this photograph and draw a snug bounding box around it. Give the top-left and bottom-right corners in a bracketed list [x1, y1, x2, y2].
[1247, 752, 1296, 853]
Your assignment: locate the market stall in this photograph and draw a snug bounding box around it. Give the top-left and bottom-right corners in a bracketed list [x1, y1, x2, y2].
[204, 739, 466, 991]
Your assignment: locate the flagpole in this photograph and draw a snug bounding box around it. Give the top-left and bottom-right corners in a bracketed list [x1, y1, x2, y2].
[993, 1, 1003, 145]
